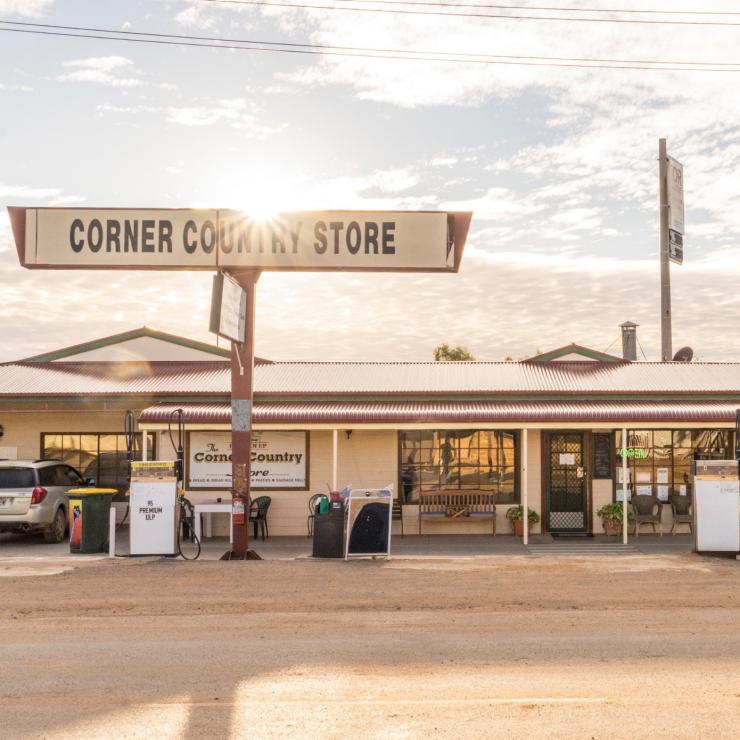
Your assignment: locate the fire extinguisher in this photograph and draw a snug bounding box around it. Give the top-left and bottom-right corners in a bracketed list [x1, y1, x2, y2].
[232, 495, 248, 526]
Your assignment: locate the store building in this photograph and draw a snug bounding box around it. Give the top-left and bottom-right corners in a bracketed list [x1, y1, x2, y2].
[1, 325, 738, 537]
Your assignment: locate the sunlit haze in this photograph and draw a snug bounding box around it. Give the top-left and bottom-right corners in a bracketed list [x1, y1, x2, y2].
[2, 0, 740, 361]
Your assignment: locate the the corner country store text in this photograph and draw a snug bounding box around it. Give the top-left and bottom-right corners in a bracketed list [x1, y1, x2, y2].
[69, 218, 398, 256]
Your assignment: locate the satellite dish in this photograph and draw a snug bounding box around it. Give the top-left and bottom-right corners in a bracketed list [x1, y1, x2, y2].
[672, 346, 694, 362]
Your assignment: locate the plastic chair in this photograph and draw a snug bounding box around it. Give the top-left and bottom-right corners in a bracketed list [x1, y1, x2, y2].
[631, 494, 662, 536]
[249, 496, 272, 541]
[669, 493, 692, 535]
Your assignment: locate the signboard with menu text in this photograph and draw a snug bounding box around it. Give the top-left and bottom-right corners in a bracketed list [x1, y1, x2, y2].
[187, 430, 308, 490]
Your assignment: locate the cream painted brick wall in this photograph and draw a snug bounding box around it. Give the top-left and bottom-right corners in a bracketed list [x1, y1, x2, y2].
[592, 480, 614, 534]
[0, 409, 146, 460]
[195, 429, 399, 537]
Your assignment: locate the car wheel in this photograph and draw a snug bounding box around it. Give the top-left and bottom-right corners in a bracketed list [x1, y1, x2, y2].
[43, 508, 67, 544]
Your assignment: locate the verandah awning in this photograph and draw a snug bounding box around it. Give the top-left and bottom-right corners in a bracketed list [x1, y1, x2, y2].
[138, 400, 740, 425]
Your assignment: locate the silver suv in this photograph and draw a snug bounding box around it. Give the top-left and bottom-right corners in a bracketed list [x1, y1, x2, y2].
[0, 460, 88, 543]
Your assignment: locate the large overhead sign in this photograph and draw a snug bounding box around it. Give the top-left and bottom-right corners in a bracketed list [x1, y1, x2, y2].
[8, 208, 471, 272]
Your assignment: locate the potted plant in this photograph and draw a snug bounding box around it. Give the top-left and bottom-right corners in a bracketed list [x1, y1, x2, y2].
[597, 501, 632, 536]
[506, 506, 540, 537]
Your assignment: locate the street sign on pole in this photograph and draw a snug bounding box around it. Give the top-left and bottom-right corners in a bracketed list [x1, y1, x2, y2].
[209, 272, 247, 344]
[667, 156, 684, 236]
[668, 229, 683, 265]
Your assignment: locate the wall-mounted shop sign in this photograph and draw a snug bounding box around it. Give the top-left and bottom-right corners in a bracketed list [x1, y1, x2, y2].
[188, 430, 308, 490]
[8, 208, 472, 273]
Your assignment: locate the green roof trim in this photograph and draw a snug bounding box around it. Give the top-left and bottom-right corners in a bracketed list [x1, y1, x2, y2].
[525, 343, 626, 363]
[20, 326, 231, 362]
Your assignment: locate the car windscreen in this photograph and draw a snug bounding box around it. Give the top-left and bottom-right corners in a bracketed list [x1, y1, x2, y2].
[0, 468, 36, 488]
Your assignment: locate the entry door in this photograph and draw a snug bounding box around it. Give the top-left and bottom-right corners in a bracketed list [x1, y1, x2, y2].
[547, 432, 587, 533]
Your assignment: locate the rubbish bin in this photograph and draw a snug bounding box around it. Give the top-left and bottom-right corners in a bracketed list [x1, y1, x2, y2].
[65, 488, 117, 554]
[312, 503, 345, 558]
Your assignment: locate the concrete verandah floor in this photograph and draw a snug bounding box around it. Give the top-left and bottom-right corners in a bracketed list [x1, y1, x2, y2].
[195, 532, 695, 560]
[0, 529, 695, 561]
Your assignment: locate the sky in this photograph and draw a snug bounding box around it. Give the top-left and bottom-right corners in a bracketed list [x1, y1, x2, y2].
[2, 0, 740, 362]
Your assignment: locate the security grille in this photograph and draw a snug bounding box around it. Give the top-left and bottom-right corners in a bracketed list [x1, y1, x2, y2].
[547, 433, 587, 533]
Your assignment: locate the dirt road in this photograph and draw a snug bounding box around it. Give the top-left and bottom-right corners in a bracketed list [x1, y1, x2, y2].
[1, 553, 738, 739]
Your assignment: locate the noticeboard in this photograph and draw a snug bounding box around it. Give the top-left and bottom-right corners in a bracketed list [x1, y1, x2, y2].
[592, 433, 613, 479]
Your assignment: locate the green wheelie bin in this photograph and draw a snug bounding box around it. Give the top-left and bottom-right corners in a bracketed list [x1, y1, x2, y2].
[65, 488, 117, 554]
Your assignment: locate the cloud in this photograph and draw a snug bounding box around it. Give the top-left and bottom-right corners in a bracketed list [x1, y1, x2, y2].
[57, 56, 143, 87]
[0, 0, 52, 17]
[0, 183, 62, 199]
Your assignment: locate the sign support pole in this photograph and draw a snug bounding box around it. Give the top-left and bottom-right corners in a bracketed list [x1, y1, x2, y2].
[622, 427, 629, 545]
[223, 269, 261, 560]
[659, 138, 673, 362]
[522, 428, 529, 546]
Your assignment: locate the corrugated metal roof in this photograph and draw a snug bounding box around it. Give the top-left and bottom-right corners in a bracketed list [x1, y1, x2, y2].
[138, 401, 740, 424]
[1, 360, 740, 397]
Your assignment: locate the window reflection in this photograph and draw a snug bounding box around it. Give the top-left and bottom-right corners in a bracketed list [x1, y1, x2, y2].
[615, 428, 730, 500]
[400, 430, 518, 504]
[42, 432, 155, 501]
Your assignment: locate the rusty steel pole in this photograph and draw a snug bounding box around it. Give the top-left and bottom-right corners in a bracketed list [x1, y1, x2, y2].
[223, 269, 261, 560]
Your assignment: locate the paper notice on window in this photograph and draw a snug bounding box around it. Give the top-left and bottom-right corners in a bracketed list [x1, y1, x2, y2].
[617, 467, 631, 484]
[616, 489, 631, 502]
[679, 485, 687, 496]
[657, 485, 670, 501]
[559, 453, 575, 465]
[636, 485, 653, 496]
[657, 468, 669, 484]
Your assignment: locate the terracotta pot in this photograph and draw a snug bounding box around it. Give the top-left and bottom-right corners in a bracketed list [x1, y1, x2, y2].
[602, 518, 622, 536]
[513, 519, 529, 537]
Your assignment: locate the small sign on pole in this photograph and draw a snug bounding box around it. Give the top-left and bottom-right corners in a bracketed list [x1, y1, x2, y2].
[667, 156, 684, 236]
[668, 229, 683, 265]
[209, 272, 247, 343]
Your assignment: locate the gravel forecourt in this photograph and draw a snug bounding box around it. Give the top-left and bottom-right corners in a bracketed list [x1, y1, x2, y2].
[0, 552, 739, 739]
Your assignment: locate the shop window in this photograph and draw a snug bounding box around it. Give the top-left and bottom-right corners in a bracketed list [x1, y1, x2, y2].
[399, 430, 518, 505]
[615, 429, 730, 501]
[41, 432, 156, 501]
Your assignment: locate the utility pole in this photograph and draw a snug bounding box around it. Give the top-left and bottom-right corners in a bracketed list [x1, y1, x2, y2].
[659, 138, 673, 362]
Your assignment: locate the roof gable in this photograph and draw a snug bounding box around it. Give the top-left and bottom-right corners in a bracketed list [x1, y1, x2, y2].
[20, 327, 231, 362]
[524, 343, 625, 363]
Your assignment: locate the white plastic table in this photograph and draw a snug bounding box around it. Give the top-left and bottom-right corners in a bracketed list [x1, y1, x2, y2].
[193, 502, 233, 544]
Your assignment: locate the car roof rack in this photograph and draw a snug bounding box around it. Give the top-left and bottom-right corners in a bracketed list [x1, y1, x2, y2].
[34, 458, 61, 463]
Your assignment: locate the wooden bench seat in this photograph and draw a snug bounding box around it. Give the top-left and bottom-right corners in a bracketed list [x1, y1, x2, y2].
[419, 491, 496, 535]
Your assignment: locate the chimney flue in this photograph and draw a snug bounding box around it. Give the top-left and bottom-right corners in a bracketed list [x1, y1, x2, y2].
[620, 321, 638, 361]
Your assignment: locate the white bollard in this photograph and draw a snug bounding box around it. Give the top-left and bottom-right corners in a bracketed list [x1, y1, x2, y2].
[109, 507, 116, 558]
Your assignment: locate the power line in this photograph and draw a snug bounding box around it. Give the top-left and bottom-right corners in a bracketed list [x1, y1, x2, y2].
[196, 0, 740, 26]
[4, 21, 740, 71]
[4, 19, 740, 66]
[214, 0, 740, 17]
